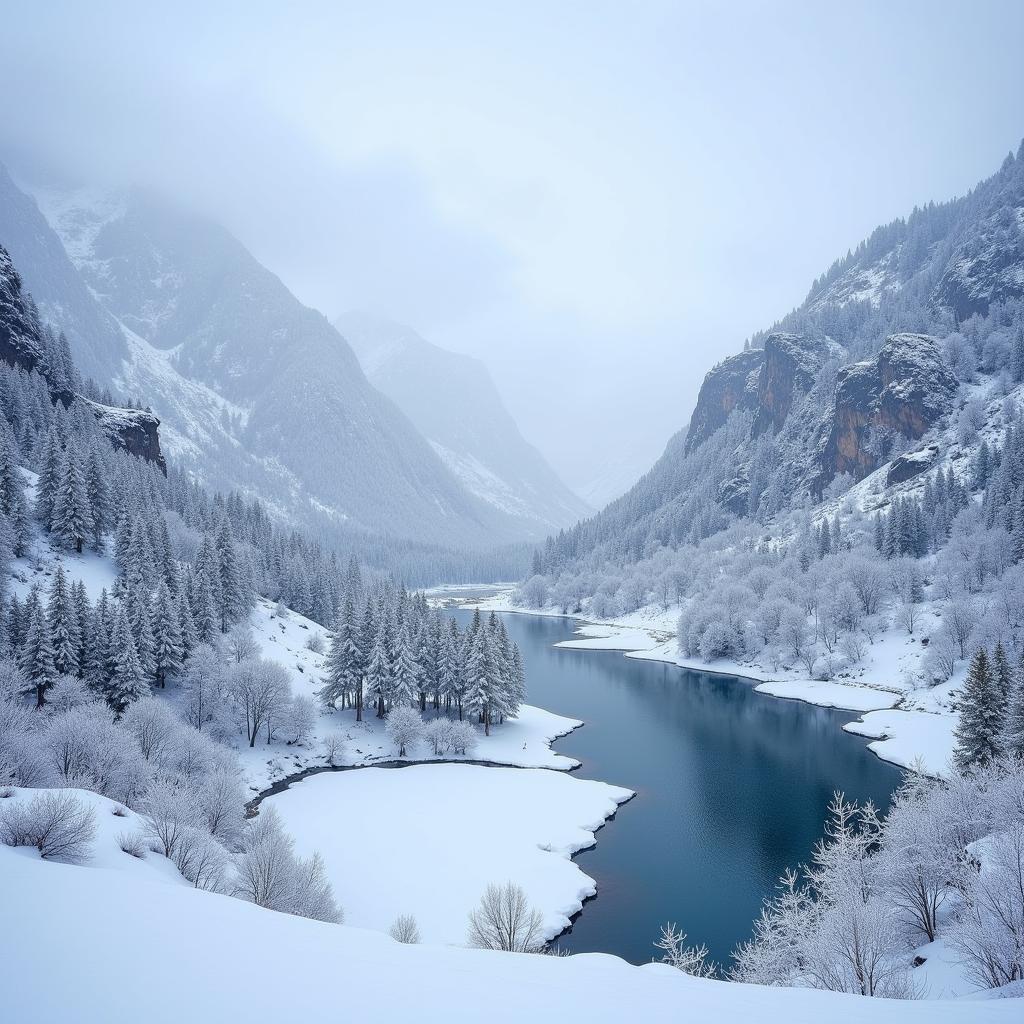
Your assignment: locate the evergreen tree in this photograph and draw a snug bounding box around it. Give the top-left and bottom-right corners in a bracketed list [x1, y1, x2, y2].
[1005, 652, 1024, 759]
[109, 608, 147, 712]
[953, 648, 1004, 770]
[151, 581, 184, 688]
[51, 449, 94, 552]
[365, 622, 391, 719]
[47, 565, 81, 677]
[19, 597, 56, 707]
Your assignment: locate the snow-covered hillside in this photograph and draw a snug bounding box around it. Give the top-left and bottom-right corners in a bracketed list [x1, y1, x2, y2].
[3, 827, 1016, 1024]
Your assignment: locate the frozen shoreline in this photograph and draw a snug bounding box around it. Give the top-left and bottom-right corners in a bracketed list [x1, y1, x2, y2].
[264, 765, 635, 947]
[432, 587, 956, 777]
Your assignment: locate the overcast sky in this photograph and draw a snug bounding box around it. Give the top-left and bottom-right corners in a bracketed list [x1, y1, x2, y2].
[1, 1, 1023, 500]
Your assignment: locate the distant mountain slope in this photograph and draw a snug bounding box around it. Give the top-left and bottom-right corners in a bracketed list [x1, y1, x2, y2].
[4, 175, 536, 547]
[539, 141, 1024, 574]
[0, 166, 126, 383]
[336, 311, 591, 533]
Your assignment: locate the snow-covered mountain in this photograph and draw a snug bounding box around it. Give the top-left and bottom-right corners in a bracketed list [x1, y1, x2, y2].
[0, 169, 549, 552]
[336, 311, 591, 533]
[538, 141, 1024, 577]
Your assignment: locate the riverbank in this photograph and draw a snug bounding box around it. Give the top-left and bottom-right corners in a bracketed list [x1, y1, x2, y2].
[264, 764, 634, 946]
[432, 588, 957, 777]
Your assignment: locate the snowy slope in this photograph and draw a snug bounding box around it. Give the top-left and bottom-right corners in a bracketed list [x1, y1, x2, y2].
[337, 310, 591, 534]
[2, 842, 1016, 1023]
[6, 175, 542, 547]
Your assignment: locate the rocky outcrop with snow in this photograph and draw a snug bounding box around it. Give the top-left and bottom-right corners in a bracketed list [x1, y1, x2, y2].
[821, 333, 958, 486]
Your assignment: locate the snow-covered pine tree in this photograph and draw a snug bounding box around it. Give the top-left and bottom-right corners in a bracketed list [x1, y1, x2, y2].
[108, 607, 148, 712]
[20, 593, 57, 707]
[151, 581, 184, 688]
[51, 448, 94, 553]
[365, 621, 392, 719]
[390, 623, 421, 710]
[47, 565, 81, 677]
[953, 647, 1004, 770]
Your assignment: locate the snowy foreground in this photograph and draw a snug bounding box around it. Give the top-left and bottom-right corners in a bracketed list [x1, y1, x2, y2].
[446, 590, 959, 776]
[266, 765, 633, 945]
[2, 818, 1016, 1024]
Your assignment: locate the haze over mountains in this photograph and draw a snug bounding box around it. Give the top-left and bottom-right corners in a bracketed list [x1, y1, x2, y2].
[0, 165, 587, 564]
[336, 311, 591, 531]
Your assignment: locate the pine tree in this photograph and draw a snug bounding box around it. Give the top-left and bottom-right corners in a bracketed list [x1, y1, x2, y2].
[365, 623, 392, 719]
[953, 648, 1004, 770]
[151, 581, 184, 688]
[84, 449, 108, 550]
[1005, 652, 1024, 759]
[48, 565, 81, 677]
[20, 597, 57, 707]
[35, 428, 64, 528]
[390, 624, 421, 710]
[51, 449, 94, 553]
[109, 608, 147, 713]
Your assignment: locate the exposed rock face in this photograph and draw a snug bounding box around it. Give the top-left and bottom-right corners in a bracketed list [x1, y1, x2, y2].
[685, 349, 763, 452]
[821, 334, 957, 486]
[86, 401, 166, 473]
[0, 244, 166, 473]
[752, 332, 838, 437]
[887, 443, 940, 487]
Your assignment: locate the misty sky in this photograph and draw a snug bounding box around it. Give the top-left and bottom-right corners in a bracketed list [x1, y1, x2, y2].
[2, 1, 1023, 499]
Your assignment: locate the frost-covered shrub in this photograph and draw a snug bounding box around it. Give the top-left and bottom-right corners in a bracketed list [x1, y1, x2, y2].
[281, 695, 317, 746]
[142, 778, 201, 858]
[423, 717, 452, 756]
[117, 830, 147, 859]
[45, 675, 96, 715]
[233, 806, 341, 923]
[655, 923, 718, 978]
[447, 720, 477, 757]
[173, 825, 230, 892]
[0, 790, 96, 863]
[698, 621, 734, 662]
[304, 632, 326, 654]
[321, 732, 346, 767]
[386, 707, 423, 758]
[43, 708, 149, 805]
[389, 913, 421, 944]
[515, 574, 549, 609]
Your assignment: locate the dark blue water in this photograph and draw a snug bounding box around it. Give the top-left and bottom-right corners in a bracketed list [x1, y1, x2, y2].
[449, 609, 901, 968]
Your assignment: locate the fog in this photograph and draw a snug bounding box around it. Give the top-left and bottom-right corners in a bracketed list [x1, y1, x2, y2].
[1, 1, 1023, 500]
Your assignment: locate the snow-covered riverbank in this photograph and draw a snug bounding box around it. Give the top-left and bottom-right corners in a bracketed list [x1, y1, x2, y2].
[265, 765, 634, 946]
[432, 588, 958, 777]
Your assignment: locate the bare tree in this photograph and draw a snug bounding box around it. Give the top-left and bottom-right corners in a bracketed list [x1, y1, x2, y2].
[389, 913, 422, 944]
[467, 882, 545, 953]
[230, 659, 291, 747]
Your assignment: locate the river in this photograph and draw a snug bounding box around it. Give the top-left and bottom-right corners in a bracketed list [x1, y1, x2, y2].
[446, 608, 901, 968]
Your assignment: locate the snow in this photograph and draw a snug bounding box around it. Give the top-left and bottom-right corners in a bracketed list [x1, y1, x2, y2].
[756, 678, 901, 712]
[265, 764, 633, 945]
[844, 708, 958, 776]
[3, 842, 1018, 1023]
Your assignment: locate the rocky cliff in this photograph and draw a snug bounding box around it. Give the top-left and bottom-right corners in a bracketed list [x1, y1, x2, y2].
[821, 333, 958, 486]
[685, 348, 763, 451]
[0, 244, 166, 472]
